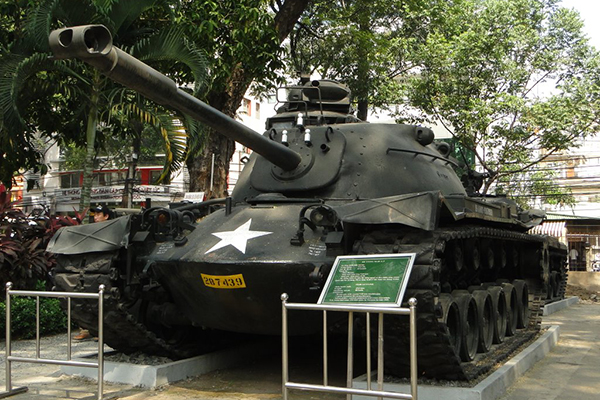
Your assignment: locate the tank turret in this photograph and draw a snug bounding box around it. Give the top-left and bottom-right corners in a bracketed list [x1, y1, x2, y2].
[47, 25, 567, 381]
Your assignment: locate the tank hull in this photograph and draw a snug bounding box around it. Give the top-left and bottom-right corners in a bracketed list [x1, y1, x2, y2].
[146, 205, 334, 335]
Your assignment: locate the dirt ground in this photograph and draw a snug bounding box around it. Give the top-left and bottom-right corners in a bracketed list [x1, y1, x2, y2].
[565, 283, 599, 303]
[0, 333, 348, 399]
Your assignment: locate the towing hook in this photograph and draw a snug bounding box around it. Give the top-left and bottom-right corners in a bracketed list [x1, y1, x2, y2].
[309, 265, 325, 290]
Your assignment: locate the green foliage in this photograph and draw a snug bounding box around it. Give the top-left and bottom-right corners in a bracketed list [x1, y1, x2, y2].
[0, 189, 77, 337]
[289, 0, 449, 120]
[0, 0, 309, 198]
[398, 0, 599, 206]
[61, 142, 87, 171]
[158, 1, 310, 196]
[171, 0, 284, 97]
[0, 0, 209, 199]
[0, 190, 50, 289]
[0, 189, 79, 289]
[0, 282, 69, 339]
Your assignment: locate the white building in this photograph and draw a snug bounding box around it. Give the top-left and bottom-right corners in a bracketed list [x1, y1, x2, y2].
[538, 135, 600, 218]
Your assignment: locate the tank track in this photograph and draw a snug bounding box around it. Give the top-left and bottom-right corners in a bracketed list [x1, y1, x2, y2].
[354, 225, 567, 381]
[52, 251, 200, 359]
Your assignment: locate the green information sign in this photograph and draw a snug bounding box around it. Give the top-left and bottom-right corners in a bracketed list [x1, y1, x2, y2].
[318, 253, 415, 307]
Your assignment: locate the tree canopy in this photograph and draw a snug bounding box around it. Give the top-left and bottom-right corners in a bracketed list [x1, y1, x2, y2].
[288, 0, 448, 121]
[0, 0, 208, 212]
[0, 0, 311, 202]
[2, 0, 600, 210]
[398, 0, 600, 205]
[170, 0, 310, 197]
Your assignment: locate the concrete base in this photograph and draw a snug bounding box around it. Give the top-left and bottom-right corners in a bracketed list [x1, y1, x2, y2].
[352, 325, 560, 400]
[543, 296, 579, 316]
[61, 341, 270, 388]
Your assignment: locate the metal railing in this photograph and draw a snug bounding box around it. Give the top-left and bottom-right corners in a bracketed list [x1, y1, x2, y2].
[281, 294, 418, 400]
[1, 282, 106, 399]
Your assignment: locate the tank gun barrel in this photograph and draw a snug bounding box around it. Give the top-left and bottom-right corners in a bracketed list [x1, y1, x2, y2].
[48, 25, 301, 171]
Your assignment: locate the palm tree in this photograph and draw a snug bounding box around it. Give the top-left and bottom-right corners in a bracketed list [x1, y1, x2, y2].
[0, 0, 207, 211]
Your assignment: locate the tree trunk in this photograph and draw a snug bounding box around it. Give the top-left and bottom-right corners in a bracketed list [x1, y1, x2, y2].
[122, 123, 142, 207]
[79, 72, 100, 214]
[355, 0, 370, 122]
[186, 0, 310, 197]
[273, 0, 311, 42]
[187, 131, 236, 197]
[357, 99, 369, 122]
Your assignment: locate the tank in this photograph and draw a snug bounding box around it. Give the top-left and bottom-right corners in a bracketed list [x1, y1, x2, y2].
[46, 25, 567, 380]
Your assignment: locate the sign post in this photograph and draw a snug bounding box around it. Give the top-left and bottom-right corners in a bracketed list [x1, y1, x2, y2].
[318, 253, 415, 307]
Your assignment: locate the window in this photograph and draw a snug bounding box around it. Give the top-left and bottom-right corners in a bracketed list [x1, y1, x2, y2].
[98, 172, 111, 186]
[60, 173, 80, 188]
[240, 98, 251, 116]
[255, 102, 260, 119]
[149, 170, 169, 184]
[112, 171, 125, 185]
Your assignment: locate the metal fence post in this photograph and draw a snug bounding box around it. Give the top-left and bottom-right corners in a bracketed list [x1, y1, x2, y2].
[5, 282, 12, 392]
[346, 311, 353, 400]
[97, 284, 105, 400]
[35, 296, 40, 359]
[281, 293, 289, 400]
[377, 312, 384, 400]
[409, 298, 418, 400]
[323, 310, 328, 387]
[2, 282, 28, 398]
[67, 297, 72, 361]
[366, 312, 371, 391]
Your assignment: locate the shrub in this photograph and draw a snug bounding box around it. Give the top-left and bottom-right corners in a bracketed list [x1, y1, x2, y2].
[0, 188, 83, 290]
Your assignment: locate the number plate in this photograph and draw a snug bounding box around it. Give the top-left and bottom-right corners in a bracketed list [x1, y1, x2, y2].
[201, 273, 246, 289]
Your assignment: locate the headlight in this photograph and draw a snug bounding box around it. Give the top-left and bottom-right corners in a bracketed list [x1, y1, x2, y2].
[309, 206, 338, 227]
[156, 211, 170, 227]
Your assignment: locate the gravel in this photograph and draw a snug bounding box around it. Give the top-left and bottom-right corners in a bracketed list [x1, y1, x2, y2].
[102, 351, 174, 365]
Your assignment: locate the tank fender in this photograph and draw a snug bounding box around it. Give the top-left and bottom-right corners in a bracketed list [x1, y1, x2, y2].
[47, 216, 131, 255]
[332, 191, 443, 230]
[441, 195, 536, 229]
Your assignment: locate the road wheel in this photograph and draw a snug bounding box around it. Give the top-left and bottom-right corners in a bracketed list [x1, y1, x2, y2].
[452, 290, 479, 362]
[500, 282, 518, 336]
[484, 284, 507, 344]
[439, 293, 462, 357]
[512, 279, 530, 328]
[471, 289, 494, 353]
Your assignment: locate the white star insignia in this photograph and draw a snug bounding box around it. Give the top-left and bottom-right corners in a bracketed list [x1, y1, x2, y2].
[205, 218, 272, 254]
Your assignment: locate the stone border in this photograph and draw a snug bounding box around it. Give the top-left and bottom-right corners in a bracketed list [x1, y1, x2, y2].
[61, 341, 270, 388]
[352, 325, 560, 400]
[543, 296, 579, 316]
